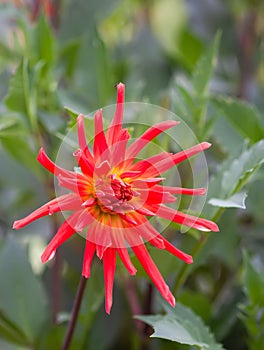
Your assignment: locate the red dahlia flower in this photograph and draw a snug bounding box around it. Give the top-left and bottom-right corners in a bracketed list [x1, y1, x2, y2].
[13, 83, 219, 313]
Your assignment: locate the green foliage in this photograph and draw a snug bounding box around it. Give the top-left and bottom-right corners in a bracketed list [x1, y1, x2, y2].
[5, 59, 38, 130]
[212, 96, 264, 143]
[205, 140, 264, 216]
[0, 1, 264, 350]
[0, 238, 49, 346]
[239, 253, 264, 350]
[136, 301, 224, 349]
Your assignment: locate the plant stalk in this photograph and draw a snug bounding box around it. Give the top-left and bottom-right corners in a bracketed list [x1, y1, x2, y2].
[61, 276, 87, 350]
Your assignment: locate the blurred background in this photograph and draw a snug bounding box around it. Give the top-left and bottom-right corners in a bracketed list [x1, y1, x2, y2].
[0, 0, 264, 349]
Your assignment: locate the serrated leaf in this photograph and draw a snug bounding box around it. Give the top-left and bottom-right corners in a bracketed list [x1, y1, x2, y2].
[205, 140, 264, 217]
[243, 251, 264, 306]
[208, 191, 247, 209]
[135, 302, 224, 349]
[0, 238, 49, 343]
[192, 31, 221, 96]
[212, 96, 264, 142]
[222, 140, 264, 195]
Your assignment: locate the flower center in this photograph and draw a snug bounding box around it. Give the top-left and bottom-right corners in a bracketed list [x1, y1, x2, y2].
[110, 178, 133, 202]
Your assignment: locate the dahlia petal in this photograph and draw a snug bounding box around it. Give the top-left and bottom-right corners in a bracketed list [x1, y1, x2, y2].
[73, 149, 94, 177]
[12, 194, 78, 229]
[48, 194, 82, 214]
[77, 114, 94, 162]
[106, 83, 125, 146]
[126, 120, 179, 159]
[136, 207, 156, 216]
[37, 148, 75, 178]
[143, 142, 212, 177]
[117, 248, 137, 275]
[110, 138, 129, 166]
[94, 160, 111, 177]
[120, 171, 141, 179]
[153, 185, 207, 196]
[73, 209, 94, 232]
[82, 239, 96, 278]
[41, 216, 77, 263]
[156, 205, 219, 232]
[93, 109, 109, 159]
[132, 244, 175, 307]
[162, 237, 193, 264]
[130, 152, 171, 172]
[103, 248, 116, 314]
[119, 213, 137, 225]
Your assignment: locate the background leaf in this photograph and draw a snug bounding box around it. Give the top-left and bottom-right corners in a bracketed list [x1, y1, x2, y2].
[0, 238, 49, 344]
[136, 302, 224, 349]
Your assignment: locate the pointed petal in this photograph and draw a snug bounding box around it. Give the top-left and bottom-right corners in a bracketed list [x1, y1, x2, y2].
[82, 239, 96, 278]
[93, 109, 109, 160]
[162, 237, 193, 264]
[126, 120, 179, 159]
[41, 213, 79, 263]
[103, 248, 116, 314]
[132, 244, 175, 307]
[156, 205, 219, 232]
[12, 194, 79, 229]
[143, 142, 211, 177]
[37, 148, 75, 178]
[73, 148, 94, 177]
[106, 83, 125, 146]
[117, 248, 137, 275]
[77, 115, 93, 157]
[153, 185, 207, 196]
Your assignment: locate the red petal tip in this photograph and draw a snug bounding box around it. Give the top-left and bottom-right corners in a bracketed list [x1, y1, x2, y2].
[167, 293, 176, 307]
[77, 114, 84, 123]
[12, 221, 19, 229]
[186, 255, 193, 264]
[41, 249, 56, 263]
[201, 142, 212, 149]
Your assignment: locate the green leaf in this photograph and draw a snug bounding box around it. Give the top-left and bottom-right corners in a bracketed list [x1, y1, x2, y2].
[32, 13, 55, 67]
[243, 251, 264, 305]
[222, 140, 264, 195]
[208, 191, 247, 209]
[192, 31, 221, 97]
[205, 140, 264, 217]
[0, 238, 49, 343]
[59, 39, 82, 79]
[0, 116, 20, 137]
[212, 96, 264, 142]
[136, 302, 224, 349]
[5, 59, 37, 130]
[0, 135, 42, 178]
[0, 310, 29, 347]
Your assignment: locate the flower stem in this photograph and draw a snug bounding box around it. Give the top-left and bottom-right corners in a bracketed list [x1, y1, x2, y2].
[61, 276, 87, 350]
